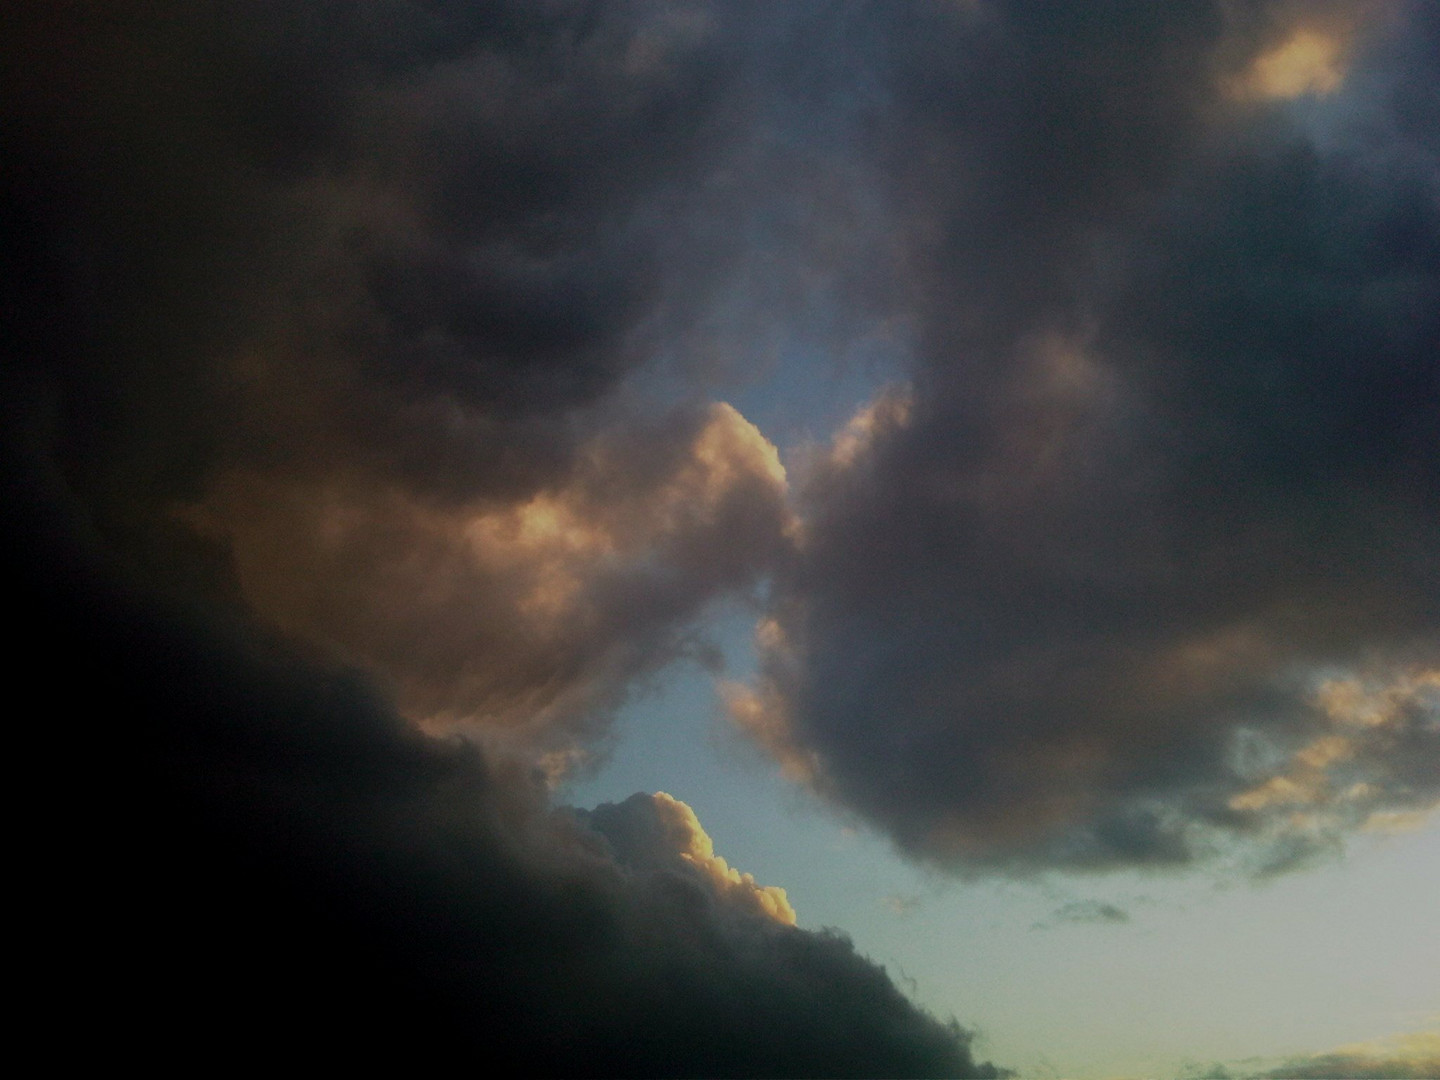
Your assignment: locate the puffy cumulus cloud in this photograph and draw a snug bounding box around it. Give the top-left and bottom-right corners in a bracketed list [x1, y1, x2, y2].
[3, 445, 1006, 1078]
[180, 400, 794, 770]
[581, 791, 796, 925]
[727, 0, 1440, 875]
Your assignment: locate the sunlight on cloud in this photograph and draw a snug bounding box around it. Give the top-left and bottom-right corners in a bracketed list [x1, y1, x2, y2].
[1258, 1025, 1440, 1079]
[581, 791, 799, 926]
[179, 401, 794, 767]
[652, 791, 797, 924]
[826, 385, 914, 472]
[1228, 667, 1440, 849]
[1317, 670, 1440, 728]
[722, 674, 822, 786]
[1240, 29, 1347, 99]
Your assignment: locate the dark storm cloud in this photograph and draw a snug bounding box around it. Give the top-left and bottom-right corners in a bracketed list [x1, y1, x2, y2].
[1, 449, 1003, 1077]
[2, 4, 1021, 1072]
[0, 0, 758, 497]
[9, 21, 1439, 1076]
[1252, 1047, 1440, 1080]
[1, 0, 820, 756]
[735, 0, 1440, 873]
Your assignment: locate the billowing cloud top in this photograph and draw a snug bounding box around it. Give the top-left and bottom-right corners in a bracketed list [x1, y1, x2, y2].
[583, 790, 798, 925]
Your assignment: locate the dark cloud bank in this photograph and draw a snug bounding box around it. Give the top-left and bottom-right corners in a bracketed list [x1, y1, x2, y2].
[2, 1, 1006, 1074]
[4, 0, 1438, 1072]
[5, 463, 995, 1074]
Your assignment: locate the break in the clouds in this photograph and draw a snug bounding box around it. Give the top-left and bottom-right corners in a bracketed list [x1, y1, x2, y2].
[730, 0, 1440, 875]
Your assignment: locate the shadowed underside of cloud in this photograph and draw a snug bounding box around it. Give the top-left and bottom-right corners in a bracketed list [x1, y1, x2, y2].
[729, 0, 1440, 875]
[2, 3, 1015, 1073]
[3, 448, 1002, 1077]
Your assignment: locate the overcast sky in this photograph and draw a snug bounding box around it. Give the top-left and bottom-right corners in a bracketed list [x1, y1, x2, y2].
[4, 2, 1437, 1077]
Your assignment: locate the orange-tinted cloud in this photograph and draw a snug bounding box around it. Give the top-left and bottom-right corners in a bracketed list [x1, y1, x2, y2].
[182, 401, 795, 770]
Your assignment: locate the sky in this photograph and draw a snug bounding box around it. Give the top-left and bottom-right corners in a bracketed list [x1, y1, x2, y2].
[3, 2, 1437, 1077]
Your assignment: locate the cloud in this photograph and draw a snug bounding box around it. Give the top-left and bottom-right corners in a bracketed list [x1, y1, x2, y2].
[1217, 2, 1387, 103]
[1234, 28, 1348, 99]
[1255, 1030, 1440, 1080]
[1187, 1028, 1440, 1080]
[180, 399, 794, 770]
[885, 894, 924, 917]
[2, 430, 1007, 1076]
[0, 0, 823, 776]
[1032, 901, 1131, 930]
[582, 791, 797, 926]
[0, 5, 1031, 1072]
[8, 11, 1438, 1075]
[727, 0, 1440, 875]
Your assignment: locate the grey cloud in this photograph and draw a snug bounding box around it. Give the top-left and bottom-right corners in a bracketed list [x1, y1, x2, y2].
[734, 1, 1440, 874]
[10, 17, 1439, 1061]
[1032, 901, 1131, 930]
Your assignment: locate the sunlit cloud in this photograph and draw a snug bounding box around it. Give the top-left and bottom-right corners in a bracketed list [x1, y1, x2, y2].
[1234, 28, 1348, 100]
[825, 385, 914, 473]
[1195, 1025, 1440, 1079]
[181, 401, 795, 768]
[652, 792, 797, 925]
